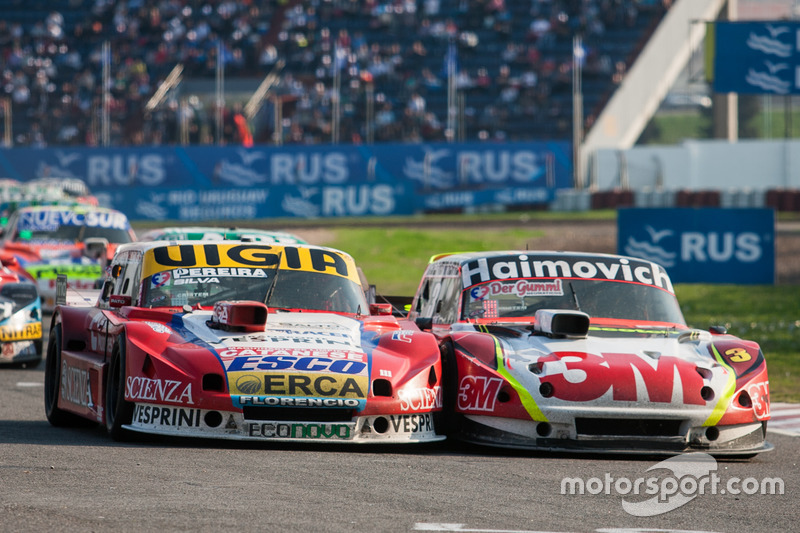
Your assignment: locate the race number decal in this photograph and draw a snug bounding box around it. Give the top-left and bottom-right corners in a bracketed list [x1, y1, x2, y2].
[725, 348, 751, 363]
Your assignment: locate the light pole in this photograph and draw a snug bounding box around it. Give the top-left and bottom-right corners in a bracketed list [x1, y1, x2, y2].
[572, 34, 585, 189]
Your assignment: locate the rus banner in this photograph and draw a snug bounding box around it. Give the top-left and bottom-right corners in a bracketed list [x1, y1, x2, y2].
[617, 208, 775, 284]
[0, 141, 571, 221]
[712, 21, 800, 95]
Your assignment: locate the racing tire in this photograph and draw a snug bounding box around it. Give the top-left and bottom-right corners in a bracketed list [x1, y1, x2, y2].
[43, 323, 86, 427]
[105, 334, 135, 441]
[440, 341, 464, 439]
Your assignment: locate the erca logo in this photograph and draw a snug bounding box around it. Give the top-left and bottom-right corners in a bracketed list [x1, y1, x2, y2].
[624, 225, 761, 267]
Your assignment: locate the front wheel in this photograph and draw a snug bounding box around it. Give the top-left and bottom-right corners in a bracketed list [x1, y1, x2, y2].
[44, 323, 85, 426]
[440, 341, 464, 438]
[105, 335, 135, 441]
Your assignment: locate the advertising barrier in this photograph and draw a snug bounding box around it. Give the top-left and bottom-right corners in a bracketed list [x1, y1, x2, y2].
[0, 141, 572, 221]
[711, 21, 800, 95]
[617, 208, 775, 284]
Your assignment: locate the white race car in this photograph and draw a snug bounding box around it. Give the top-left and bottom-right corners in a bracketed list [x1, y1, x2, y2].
[408, 250, 771, 457]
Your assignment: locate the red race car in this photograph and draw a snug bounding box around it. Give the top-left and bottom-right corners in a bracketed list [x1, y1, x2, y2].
[407, 250, 771, 457]
[44, 240, 444, 444]
[0, 204, 136, 310]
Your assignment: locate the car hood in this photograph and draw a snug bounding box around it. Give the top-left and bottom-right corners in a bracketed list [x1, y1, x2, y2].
[3, 241, 79, 262]
[5, 241, 119, 265]
[177, 311, 372, 408]
[455, 323, 736, 419]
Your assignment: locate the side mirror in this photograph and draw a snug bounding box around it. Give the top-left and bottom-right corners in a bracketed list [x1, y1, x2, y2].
[369, 303, 392, 316]
[415, 317, 433, 331]
[100, 280, 114, 301]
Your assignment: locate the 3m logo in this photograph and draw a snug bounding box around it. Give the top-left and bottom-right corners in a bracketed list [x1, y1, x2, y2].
[748, 381, 770, 420]
[537, 352, 706, 405]
[457, 376, 503, 412]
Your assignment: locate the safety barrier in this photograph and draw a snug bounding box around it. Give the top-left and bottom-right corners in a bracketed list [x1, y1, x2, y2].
[553, 188, 800, 212]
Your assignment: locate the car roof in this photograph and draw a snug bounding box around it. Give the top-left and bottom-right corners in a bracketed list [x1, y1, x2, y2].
[113, 239, 351, 257]
[15, 203, 123, 214]
[139, 226, 306, 243]
[148, 226, 292, 233]
[119, 240, 363, 284]
[427, 250, 675, 293]
[428, 250, 642, 265]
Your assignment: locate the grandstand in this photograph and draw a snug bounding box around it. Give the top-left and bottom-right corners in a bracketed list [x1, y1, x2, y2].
[0, 0, 671, 148]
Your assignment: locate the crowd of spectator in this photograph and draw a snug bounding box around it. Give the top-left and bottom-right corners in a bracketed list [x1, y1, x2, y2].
[0, 0, 670, 147]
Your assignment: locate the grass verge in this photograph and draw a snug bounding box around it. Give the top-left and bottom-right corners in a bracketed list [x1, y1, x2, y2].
[330, 226, 542, 296]
[676, 284, 799, 403]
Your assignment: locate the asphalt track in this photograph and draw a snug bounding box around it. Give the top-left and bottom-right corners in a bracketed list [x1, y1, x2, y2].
[0, 323, 796, 533]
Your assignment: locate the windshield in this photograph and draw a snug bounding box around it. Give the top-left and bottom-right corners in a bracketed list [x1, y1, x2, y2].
[462, 278, 686, 324]
[16, 224, 132, 244]
[141, 268, 367, 313]
[0, 282, 39, 315]
[11, 208, 133, 244]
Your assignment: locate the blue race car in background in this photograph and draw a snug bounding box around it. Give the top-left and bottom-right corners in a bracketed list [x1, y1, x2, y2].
[0, 257, 42, 367]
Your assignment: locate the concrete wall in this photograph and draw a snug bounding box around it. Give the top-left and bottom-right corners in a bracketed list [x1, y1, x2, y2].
[591, 139, 800, 191]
